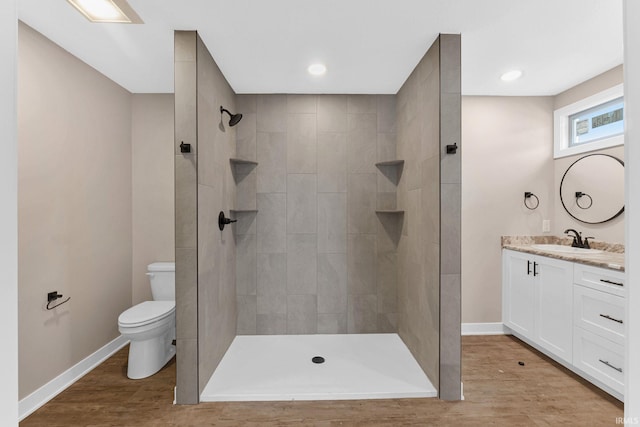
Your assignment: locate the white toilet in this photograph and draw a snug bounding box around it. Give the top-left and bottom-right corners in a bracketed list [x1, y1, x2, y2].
[118, 262, 176, 379]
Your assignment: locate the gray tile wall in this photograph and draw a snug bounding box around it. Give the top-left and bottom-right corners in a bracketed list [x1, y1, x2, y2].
[396, 34, 462, 400]
[174, 31, 238, 404]
[438, 34, 462, 401]
[174, 31, 199, 405]
[195, 35, 238, 397]
[234, 94, 398, 334]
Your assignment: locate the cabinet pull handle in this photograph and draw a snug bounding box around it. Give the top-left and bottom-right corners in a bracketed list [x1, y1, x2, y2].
[533, 262, 538, 277]
[599, 359, 623, 373]
[600, 279, 623, 287]
[527, 260, 532, 275]
[599, 314, 623, 324]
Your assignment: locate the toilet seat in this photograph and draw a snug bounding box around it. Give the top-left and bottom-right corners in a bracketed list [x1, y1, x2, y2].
[118, 301, 175, 328]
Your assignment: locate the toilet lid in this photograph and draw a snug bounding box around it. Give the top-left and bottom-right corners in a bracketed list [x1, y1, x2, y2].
[118, 301, 175, 327]
[148, 262, 175, 272]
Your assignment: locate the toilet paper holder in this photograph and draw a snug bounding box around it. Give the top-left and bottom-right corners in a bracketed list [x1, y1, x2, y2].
[46, 291, 71, 310]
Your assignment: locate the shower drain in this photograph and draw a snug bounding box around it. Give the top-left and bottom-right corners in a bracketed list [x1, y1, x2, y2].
[311, 356, 325, 364]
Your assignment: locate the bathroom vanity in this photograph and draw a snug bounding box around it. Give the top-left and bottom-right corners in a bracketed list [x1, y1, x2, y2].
[502, 238, 625, 401]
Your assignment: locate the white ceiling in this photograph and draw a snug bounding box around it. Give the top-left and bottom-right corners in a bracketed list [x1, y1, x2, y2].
[18, 0, 623, 96]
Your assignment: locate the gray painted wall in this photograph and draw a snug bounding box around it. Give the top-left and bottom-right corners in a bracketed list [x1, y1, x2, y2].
[18, 22, 133, 400]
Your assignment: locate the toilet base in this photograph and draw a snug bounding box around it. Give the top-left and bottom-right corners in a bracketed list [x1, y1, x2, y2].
[124, 324, 176, 379]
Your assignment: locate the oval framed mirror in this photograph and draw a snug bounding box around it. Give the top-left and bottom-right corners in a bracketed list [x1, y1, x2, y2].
[559, 153, 624, 224]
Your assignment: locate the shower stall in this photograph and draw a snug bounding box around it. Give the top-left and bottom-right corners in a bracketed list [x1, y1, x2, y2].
[174, 31, 461, 404]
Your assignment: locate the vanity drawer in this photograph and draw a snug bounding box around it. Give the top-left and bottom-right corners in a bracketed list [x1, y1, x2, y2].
[573, 284, 625, 344]
[573, 263, 625, 297]
[573, 327, 624, 395]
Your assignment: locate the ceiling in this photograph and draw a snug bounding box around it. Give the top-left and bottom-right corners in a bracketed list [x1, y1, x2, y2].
[18, 0, 623, 95]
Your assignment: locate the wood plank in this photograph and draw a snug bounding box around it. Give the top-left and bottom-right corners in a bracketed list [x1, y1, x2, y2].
[20, 335, 623, 426]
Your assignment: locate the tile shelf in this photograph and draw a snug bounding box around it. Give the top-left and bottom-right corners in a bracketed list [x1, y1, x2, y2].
[375, 159, 405, 167]
[229, 158, 258, 166]
[230, 209, 258, 214]
[375, 210, 405, 214]
[375, 160, 404, 216]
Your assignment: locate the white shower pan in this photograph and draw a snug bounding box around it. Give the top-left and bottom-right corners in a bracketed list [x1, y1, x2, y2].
[200, 333, 437, 402]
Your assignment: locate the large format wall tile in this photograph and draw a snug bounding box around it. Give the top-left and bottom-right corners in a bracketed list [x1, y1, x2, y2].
[256, 313, 286, 334]
[377, 251, 397, 314]
[175, 154, 197, 249]
[194, 33, 238, 400]
[287, 234, 317, 295]
[347, 173, 377, 234]
[348, 294, 378, 333]
[257, 95, 287, 132]
[348, 95, 377, 114]
[235, 233, 256, 296]
[377, 132, 397, 163]
[175, 31, 238, 404]
[396, 34, 462, 401]
[175, 247, 197, 340]
[256, 252, 287, 298]
[347, 113, 377, 173]
[236, 112, 256, 161]
[318, 193, 347, 253]
[287, 94, 317, 114]
[236, 94, 257, 114]
[287, 113, 317, 173]
[317, 313, 347, 334]
[377, 95, 397, 134]
[174, 60, 197, 155]
[236, 294, 257, 335]
[287, 174, 317, 234]
[438, 34, 462, 401]
[347, 234, 377, 295]
[317, 95, 347, 132]
[257, 132, 287, 193]
[234, 211, 257, 236]
[441, 183, 461, 274]
[317, 132, 347, 193]
[176, 338, 199, 404]
[235, 167, 257, 210]
[317, 253, 347, 314]
[257, 193, 286, 253]
[239, 94, 399, 335]
[174, 31, 199, 404]
[256, 253, 287, 315]
[287, 294, 318, 334]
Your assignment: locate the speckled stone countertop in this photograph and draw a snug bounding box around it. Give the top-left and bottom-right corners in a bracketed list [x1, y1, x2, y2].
[502, 236, 625, 272]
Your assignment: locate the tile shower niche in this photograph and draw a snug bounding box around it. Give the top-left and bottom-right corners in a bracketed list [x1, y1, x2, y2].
[375, 159, 405, 214]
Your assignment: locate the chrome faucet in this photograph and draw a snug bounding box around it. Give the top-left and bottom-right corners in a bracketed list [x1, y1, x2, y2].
[564, 229, 594, 249]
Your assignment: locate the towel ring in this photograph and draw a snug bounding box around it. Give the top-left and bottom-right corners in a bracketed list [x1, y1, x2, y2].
[524, 192, 539, 210]
[575, 191, 593, 210]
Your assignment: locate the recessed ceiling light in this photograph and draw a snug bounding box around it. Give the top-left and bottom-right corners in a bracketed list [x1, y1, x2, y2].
[501, 70, 523, 82]
[67, 0, 142, 23]
[308, 63, 327, 76]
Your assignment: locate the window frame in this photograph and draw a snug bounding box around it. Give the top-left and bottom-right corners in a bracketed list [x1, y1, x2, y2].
[553, 84, 624, 159]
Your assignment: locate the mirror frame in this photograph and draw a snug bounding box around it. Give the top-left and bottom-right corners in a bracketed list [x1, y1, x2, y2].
[559, 153, 625, 224]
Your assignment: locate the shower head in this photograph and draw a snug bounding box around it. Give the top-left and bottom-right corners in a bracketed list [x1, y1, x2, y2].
[220, 106, 243, 127]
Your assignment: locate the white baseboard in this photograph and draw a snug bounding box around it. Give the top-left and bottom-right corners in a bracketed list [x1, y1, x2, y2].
[19, 335, 129, 421]
[461, 322, 509, 336]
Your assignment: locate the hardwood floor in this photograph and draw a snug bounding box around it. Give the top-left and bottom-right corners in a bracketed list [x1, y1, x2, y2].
[21, 335, 623, 426]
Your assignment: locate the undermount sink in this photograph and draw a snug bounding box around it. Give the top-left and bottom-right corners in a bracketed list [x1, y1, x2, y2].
[530, 244, 603, 255]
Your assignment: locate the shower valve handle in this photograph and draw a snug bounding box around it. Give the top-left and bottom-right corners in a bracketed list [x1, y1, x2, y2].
[218, 211, 237, 231]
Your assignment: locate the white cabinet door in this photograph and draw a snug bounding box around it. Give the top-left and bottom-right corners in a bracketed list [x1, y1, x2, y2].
[503, 250, 535, 339]
[535, 256, 574, 364]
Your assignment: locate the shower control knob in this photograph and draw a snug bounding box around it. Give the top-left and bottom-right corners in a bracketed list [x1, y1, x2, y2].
[218, 211, 237, 231]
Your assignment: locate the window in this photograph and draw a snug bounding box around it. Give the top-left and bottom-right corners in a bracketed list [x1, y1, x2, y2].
[554, 84, 624, 158]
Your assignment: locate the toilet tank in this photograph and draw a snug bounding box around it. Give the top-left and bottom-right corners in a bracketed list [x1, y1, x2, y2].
[147, 262, 175, 301]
